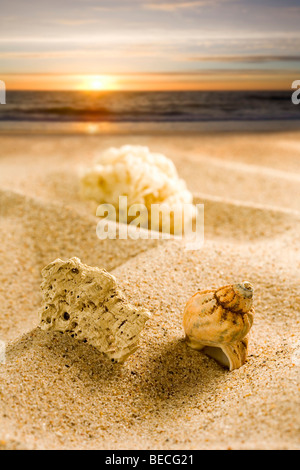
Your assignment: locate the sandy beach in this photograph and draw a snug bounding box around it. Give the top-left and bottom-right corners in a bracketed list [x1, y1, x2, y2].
[0, 123, 299, 450]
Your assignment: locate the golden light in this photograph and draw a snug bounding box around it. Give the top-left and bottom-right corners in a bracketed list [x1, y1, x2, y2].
[75, 75, 118, 91]
[91, 78, 104, 90]
[86, 123, 99, 134]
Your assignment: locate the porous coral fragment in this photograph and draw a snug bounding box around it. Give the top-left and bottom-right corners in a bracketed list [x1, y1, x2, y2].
[39, 257, 151, 362]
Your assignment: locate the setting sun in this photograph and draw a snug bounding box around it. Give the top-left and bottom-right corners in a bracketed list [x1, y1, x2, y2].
[90, 78, 104, 91]
[77, 75, 118, 92]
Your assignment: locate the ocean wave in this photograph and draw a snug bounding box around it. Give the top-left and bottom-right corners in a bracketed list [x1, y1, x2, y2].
[0, 90, 299, 122]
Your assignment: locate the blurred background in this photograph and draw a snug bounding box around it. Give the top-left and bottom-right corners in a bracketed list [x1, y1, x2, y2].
[0, 0, 299, 131]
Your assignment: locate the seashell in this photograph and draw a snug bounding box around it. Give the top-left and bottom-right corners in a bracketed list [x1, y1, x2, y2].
[183, 282, 255, 370]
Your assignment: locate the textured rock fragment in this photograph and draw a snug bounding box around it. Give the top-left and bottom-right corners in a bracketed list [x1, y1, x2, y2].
[39, 257, 151, 362]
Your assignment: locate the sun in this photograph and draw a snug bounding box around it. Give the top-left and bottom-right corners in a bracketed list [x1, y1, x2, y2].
[90, 78, 104, 91]
[76, 75, 117, 91]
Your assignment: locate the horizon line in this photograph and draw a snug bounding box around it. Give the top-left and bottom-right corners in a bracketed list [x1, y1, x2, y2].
[4, 87, 291, 92]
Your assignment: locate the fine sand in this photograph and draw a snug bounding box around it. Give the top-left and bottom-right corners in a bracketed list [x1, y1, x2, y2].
[0, 124, 299, 449]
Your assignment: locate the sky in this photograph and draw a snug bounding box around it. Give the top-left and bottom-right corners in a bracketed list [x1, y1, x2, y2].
[0, 0, 300, 90]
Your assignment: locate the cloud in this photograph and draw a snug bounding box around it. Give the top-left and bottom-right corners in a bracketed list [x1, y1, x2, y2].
[0, 45, 166, 61]
[188, 54, 300, 63]
[90, 0, 214, 12]
[144, 1, 210, 11]
[54, 19, 101, 26]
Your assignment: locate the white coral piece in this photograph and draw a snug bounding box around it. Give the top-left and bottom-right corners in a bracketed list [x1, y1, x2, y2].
[80, 145, 196, 234]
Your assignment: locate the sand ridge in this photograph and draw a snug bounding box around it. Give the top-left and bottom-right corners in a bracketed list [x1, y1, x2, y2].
[0, 129, 299, 449]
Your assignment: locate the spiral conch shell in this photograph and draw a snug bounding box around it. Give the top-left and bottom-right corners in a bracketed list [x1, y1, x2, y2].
[183, 282, 255, 370]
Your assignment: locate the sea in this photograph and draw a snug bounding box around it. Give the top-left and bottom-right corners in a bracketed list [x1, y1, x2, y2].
[0, 90, 299, 133]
